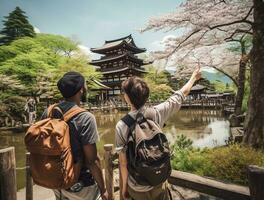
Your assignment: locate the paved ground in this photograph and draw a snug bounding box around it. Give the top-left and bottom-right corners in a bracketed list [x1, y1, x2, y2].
[17, 185, 55, 200]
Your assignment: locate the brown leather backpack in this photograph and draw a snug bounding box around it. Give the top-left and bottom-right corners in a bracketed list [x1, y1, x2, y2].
[24, 104, 86, 189]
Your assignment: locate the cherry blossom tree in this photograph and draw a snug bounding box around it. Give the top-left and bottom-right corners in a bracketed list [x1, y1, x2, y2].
[143, 0, 253, 117]
[143, 0, 264, 147]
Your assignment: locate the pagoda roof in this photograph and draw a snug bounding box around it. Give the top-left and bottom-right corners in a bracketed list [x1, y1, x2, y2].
[91, 35, 146, 54]
[191, 84, 207, 91]
[90, 53, 148, 66]
[101, 67, 147, 75]
[91, 79, 111, 90]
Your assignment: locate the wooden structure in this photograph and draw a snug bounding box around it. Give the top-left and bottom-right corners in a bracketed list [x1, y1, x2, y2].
[189, 84, 207, 100]
[0, 147, 17, 200]
[90, 35, 150, 102]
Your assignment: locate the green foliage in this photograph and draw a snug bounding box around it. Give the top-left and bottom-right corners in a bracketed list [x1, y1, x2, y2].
[171, 136, 264, 185]
[0, 45, 17, 63]
[36, 34, 78, 57]
[0, 7, 35, 45]
[173, 134, 193, 150]
[171, 135, 212, 176]
[145, 65, 171, 84]
[144, 66, 173, 102]
[206, 145, 264, 185]
[56, 56, 101, 84]
[0, 33, 101, 122]
[1, 96, 26, 121]
[0, 52, 52, 85]
[212, 80, 236, 93]
[228, 35, 253, 55]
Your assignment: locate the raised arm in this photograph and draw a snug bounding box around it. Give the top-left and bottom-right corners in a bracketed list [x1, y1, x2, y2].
[180, 65, 201, 97]
[154, 66, 201, 125]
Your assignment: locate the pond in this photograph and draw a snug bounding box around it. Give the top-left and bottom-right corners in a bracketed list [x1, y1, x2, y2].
[0, 109, 230, 190]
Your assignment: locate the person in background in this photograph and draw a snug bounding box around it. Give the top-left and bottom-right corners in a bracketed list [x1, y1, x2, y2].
[25, 97, 36, 125]
[116, 66, 201, 200]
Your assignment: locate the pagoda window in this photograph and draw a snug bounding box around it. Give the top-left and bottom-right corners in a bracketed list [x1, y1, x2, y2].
[114, 90, 121, 95]
[114, 75, 119, 82]
[109, 90, 114, 95]
[120, 76, 126, 81]
[113, 61, 118, 67]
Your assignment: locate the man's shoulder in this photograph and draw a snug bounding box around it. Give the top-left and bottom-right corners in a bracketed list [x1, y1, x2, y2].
[72, 110, 95, 123]
[75, 110, 94, 118]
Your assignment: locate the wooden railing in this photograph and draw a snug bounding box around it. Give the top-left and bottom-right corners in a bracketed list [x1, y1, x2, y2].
[0, 146, 263, 200]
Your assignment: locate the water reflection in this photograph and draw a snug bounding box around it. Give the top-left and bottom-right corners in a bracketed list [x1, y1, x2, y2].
[163, 109, 230, 148]
[95, 109, 230, 149]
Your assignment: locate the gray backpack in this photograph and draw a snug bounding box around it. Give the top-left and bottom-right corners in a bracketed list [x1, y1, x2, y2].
[121, 108, 171, 186]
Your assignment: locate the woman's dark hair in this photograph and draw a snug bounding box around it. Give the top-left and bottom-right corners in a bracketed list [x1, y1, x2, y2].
[121, 76, 150, 109]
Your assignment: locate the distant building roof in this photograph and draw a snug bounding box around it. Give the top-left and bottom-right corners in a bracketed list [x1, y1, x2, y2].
[191, 84, 207, 91]
[91, 35, 146, 54]
[92, 79, 111, 90]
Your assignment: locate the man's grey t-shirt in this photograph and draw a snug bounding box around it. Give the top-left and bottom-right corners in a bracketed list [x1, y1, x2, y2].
[115, 91, 185, 192]
[42, 101, 99, 186]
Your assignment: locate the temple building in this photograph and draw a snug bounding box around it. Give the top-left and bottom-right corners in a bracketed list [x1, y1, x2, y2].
[90, 35, 150, 102]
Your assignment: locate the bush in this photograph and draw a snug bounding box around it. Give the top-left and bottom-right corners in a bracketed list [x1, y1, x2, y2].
[171, 135, 213, 176]
[206, 144, 264, 185]
[2, 96, 26, 121]
[171, 135, 264, 185]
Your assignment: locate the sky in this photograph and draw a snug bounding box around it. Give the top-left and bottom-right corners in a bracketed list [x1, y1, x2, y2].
[0, 0, 183, 53]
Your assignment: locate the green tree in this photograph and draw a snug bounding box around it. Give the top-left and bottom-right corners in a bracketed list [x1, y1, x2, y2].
[56, 55, 101, 89]
[144, 66, 173, 102]
[144, 65, 171, 84]
[36, 34, 78, 57]
[0, 7, 35, 45]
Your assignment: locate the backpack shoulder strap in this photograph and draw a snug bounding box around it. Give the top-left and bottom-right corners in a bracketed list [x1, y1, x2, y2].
[47, 104, 60, 118]
[63, 106, 87, 122]
[121, 114, 135, 128]
[121, 114, 136, 141]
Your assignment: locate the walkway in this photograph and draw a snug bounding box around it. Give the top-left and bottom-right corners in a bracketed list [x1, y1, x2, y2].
[17, 185, 54, 200]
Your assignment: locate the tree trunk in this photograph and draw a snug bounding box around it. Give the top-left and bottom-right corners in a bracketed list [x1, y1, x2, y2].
[234, 44, 248, 116]
[243, 0, 264, 148]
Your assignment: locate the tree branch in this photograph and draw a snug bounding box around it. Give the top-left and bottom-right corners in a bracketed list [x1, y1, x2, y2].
[208, 6, 254, 30]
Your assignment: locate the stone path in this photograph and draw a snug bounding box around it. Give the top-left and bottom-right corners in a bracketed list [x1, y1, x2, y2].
[17, 185, 55, 200]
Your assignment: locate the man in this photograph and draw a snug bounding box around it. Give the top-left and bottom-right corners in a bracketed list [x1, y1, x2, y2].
[115, 67, 201, 200]
[42, 71, 109, 200]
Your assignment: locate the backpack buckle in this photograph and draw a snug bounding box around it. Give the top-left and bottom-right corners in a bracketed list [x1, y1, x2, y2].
[136, 113, 146, 124]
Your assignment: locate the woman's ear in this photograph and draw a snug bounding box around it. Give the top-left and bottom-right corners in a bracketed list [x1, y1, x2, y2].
[124, 93, 130, 105]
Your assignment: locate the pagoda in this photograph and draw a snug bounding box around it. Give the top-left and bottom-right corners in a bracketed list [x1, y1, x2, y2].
[90, 34, 150, 101]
